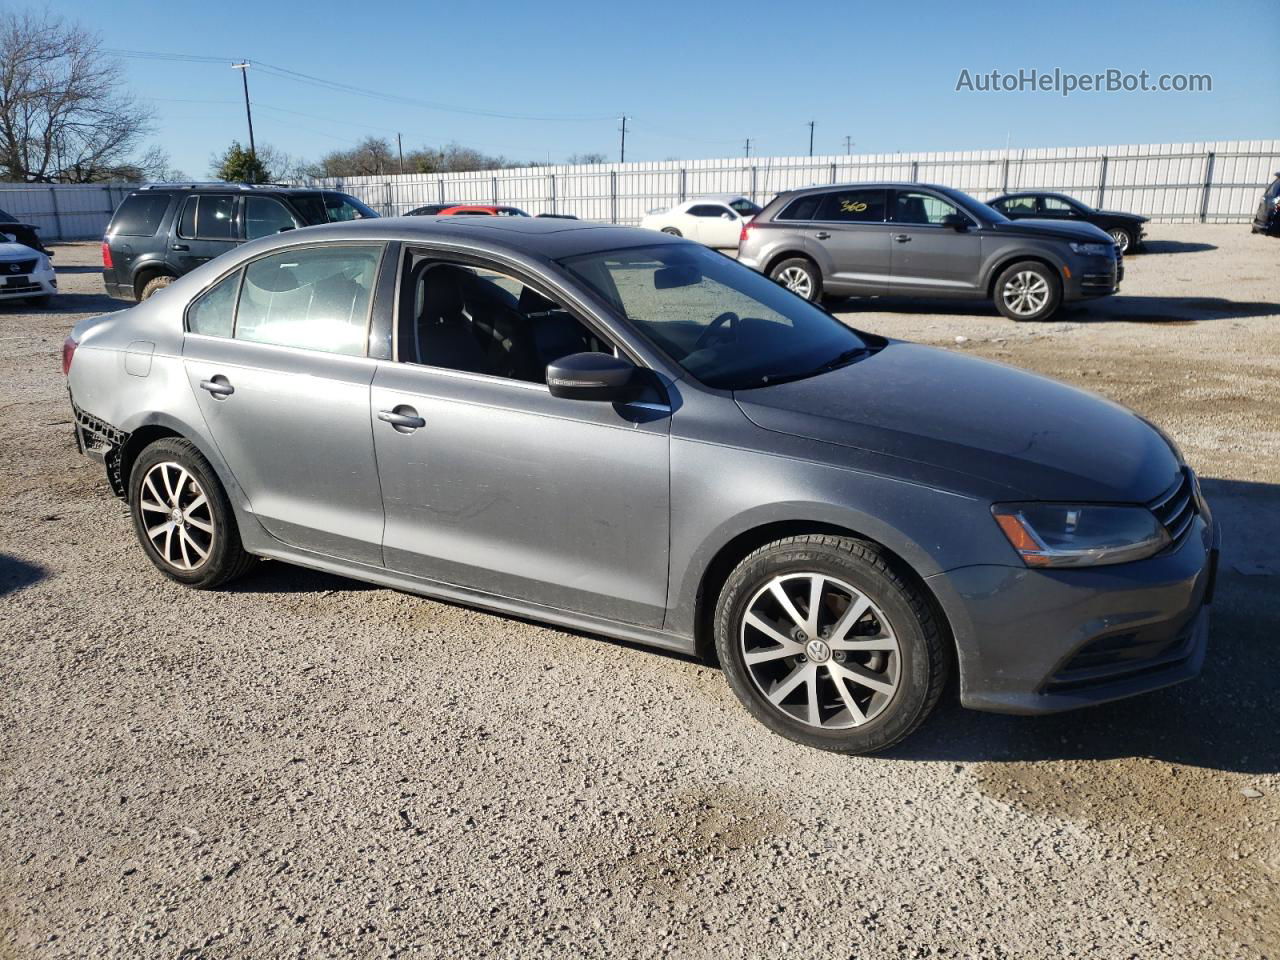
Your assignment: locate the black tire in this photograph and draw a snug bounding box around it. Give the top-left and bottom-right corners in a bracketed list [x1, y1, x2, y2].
[992, 260, 1061, 321]
[139, 274, 175, 301]
[1106, 226, 1135, 254]
[660, 227, 682, 237]
[769, 256, 821, 302]
[714, 535, 948, 755]
[127, 437, 256, 589]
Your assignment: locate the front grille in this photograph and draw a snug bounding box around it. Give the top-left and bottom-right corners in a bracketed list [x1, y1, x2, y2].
[0, 282, 42, 293]
[1148, 471, 1197, 545]
[0, 257, 37, 274]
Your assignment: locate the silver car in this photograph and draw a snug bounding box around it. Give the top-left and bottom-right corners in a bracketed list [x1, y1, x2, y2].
[65, 217, 1216, 754]
[738, 182, 1122, 320]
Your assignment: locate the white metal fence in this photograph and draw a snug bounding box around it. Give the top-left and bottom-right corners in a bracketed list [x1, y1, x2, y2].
[0, 138, 1275, 241]
[311, 139, 1279, 226]
[0, 182, 135, 243]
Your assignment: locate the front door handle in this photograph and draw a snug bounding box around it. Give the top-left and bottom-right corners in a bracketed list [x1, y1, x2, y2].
[199, 376, 234, 398]
[814, 231, 831, 240]
[378, 408, 425, 431]
[893, 234, 912, 243]
[172, 243, 190, 251]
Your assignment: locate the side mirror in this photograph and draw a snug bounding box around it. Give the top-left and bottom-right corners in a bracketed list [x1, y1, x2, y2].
[941, 213, 970, 231]
[721, 211, 734, 220]
[547, 352, 636, 401]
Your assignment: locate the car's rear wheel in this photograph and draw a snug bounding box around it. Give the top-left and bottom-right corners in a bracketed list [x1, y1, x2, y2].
[661, 227, 682, 237]
[993, 260, 1061, 321]
[139, 274, 174, 301]
[128, 438, 256, 589]
[714, 535, 948, 754]
[1107, 227, 1134, 253]
[770, 257, 821, 302]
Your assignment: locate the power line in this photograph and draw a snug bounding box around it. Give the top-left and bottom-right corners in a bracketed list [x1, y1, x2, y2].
[107, 48, 614, 123]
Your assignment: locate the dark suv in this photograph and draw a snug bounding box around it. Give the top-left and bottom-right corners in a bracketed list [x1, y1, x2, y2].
[738, 182, 1121, 322]
[1251, 172, 1280, 236]
[102, 184, 378, 301]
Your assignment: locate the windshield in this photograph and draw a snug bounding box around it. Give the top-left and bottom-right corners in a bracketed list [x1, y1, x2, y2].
[729, 198, 763, 217]
[560, 244, 871, 390]
[290, 192, 378, 224]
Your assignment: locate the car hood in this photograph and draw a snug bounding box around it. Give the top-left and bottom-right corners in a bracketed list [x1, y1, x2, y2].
[0, 240, 38, 259]
[733, 341, 1181, 502]
[985, 219, 1114, 244]
[1095, 209, 1149, 223]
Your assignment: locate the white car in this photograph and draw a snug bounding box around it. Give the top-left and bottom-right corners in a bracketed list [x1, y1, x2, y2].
[639, 195, 762, 249]
[0, 240, 55, 306]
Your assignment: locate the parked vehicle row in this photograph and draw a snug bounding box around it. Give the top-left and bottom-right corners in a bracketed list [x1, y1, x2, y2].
[67, 215, 1218, 754]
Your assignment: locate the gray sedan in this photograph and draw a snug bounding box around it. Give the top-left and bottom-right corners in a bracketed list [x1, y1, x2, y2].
[64, 216, 1217, 754]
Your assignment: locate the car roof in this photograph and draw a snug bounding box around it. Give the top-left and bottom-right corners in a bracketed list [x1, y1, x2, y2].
[243, 213, 681, 261]
[778, 181, 955, 198]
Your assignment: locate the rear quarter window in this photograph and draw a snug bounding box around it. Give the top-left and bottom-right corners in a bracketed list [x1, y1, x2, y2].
[777, 195, 821, 221]
[110, 193, 172, 237]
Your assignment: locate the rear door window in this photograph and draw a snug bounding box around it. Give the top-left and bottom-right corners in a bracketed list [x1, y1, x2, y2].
[110, 193, 172, 237]
[892, 191, 964, 225]
[815, 189, 887, 223]
[1000, 196, 1037, 214]
[688, 204, 733, 218]
[186, 270, 242, 338]
[178, 195, 238, 241]
[234, 244, 382, 356]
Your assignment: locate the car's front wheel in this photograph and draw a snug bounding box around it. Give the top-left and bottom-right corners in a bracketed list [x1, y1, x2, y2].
[993, 260, 1061, 321]
[714, 535, 948, 754]
[770, 257, 821, 302]
[128, 437, 256, 589]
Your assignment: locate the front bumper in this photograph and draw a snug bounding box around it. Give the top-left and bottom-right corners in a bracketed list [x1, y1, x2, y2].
[1065, 252, 1121, 300]
[928, 507, 1218, 715]
[0, 264, 56, 299]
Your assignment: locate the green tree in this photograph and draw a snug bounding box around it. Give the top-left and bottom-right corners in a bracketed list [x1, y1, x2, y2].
[212, 142, 270, 183]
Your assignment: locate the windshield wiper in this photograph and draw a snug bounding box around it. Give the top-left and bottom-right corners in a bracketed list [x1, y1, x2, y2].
[748, 347, 869, 388]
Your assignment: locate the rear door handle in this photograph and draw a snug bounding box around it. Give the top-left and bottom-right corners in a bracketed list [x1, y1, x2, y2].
[814, 231, 831, 240]
[378, 408, 425, 431]
[172, 243, 189, 251]
[893, 234, 912, 243]
[199, 377, 234, 397]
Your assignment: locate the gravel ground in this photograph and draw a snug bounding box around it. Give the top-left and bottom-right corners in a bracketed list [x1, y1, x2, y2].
[2, 228, 1278, 959]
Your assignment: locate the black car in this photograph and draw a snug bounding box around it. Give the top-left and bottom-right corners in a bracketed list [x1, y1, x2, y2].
[1251, 172, 1280, 236]
[988, 191, 1148, 254]
[404, 202, 461, 216]
[102, 184, 378, 301]
[0, 207, 52, 255]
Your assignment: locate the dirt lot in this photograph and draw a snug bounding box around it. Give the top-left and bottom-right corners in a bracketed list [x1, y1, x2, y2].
[2, 228, 1278, 959]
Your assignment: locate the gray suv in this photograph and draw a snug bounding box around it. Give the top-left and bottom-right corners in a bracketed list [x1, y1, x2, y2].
[738, 183, 1121, 321]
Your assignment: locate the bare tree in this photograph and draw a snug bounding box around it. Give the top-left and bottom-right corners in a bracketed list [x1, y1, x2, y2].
[0, 10, 154, 182]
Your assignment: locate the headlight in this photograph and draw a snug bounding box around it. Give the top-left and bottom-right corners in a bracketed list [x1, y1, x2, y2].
[992, 503, 1169, 568]
[1068, 242, 1113, 256]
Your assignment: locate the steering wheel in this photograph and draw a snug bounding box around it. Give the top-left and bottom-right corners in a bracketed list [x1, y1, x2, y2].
[694, 311, 739, 350]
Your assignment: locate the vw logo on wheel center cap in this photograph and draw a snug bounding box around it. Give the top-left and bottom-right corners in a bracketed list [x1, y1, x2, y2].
[805, 638, 832, 663]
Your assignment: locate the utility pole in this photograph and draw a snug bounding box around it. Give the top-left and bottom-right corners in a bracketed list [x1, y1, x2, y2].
[397, 133, 405, 174]
[619, 115, 628, 163]
[231, 62, 257, 182]
[744, 138, 752, 159]
[807, 121, 815, 157]
[844, 135, 854, 155]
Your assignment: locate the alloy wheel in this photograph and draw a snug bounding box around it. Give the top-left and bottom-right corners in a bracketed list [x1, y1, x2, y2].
[1001, 270, 1050, 317]
[777, 266, 813, 300]
[739, 572, 901, 729]
[138, 461, 215, 571]
[1107, 228, 1130, 253]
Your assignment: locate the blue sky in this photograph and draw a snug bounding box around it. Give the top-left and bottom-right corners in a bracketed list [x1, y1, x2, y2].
[87, 0, 1279, 177]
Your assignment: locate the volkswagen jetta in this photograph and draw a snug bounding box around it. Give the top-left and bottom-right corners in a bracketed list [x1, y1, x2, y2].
[64, 216, 1217, 753]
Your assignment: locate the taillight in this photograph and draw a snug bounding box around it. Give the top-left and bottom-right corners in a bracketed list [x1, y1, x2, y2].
[62, 335, 78, 376]
[101, 240, 113, 269]
[739, 222, 754, 247]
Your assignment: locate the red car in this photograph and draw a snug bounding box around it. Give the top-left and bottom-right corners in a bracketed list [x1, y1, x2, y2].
[405, 203, 529, 217]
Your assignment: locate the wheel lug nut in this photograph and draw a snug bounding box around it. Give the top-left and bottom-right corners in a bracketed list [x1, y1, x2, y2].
[834, 651, 846, 663]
